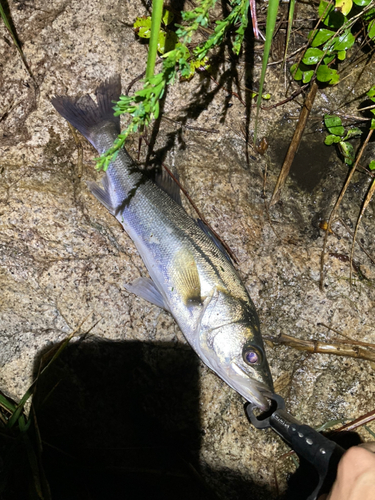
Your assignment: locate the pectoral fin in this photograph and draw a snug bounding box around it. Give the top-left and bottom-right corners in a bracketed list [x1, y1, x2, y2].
[125, 277, 170, 312]
[171, 249, 202, 306]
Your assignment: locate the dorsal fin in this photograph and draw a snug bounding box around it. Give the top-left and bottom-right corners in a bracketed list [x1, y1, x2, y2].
[153, 169, 182, 206]
[196, 219, 232, 263]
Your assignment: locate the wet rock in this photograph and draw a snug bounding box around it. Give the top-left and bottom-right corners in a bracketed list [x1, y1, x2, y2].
[1, 0, 375, 498]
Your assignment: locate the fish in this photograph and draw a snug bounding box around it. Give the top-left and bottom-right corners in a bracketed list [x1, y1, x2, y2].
[51, 76, 274, 410]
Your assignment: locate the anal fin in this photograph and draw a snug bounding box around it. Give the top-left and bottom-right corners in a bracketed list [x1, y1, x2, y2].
[125, 277, 170, 312]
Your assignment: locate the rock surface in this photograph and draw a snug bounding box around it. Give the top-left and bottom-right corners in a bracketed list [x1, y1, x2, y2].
[1, 0, 375, 498]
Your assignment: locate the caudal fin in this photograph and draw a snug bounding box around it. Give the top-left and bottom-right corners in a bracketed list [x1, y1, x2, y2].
[51, 75, 121, 145]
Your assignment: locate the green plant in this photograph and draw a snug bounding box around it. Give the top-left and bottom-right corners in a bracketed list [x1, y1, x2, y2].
[324, 114, 362, 165]
[291, 0, 375, 86]
[254, 0, 279, 142]
[366, 83, 375, 129]
[96, 0, 281, 171]
[134, 9, 178, 56]
[0, 326, 82, 498]
[0, 2, 33, 80]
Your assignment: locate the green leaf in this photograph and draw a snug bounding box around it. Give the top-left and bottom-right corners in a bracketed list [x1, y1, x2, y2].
[157, 31, 166, 51]
[162, 9, 174, 26]
[157, 30, 178, 54]
[329, 71, 340, 85]
[324, 115, 342, 128]
[344, 127, 362, 140]
[302, 69, 314, 83]
[319, 0, 334, 22]
[369, 160, 375, 170]
[181, 56, 210, 80]
[138, 26, 152, 38]
[368, 19, 375, 40]
[337, 50, 346, 60]
[324, 114, 345, 136]
[310, 28, 334, 47]
[338, 141, 355, 165]
[323, 54, 335, 64]
[335, 0, 352, 16]
[319, 0, 347, 28]
[371, 118, 375, 130]
[290, 63, 303, 81]
[334, 30, 355, 51]
[0, 393, 16, 412]
[325, 134, 342, 145]
[134, 16, 152, 38]
[353, 0, 372, 5]
[317, 64, 339, 84]
[233, 0, 249, 56]
[367, 85, 375, 98]
[153, 100, 160, 119]
[364, 7, 375, 21]
[0, 1, 34, 81]
[302, 47, 324, 65]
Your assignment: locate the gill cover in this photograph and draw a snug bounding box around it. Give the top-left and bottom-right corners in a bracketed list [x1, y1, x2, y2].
[195, 288, 273, 410]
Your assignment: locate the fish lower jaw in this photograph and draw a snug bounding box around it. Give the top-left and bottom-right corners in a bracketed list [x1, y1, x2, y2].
[223, 374, 272, 411]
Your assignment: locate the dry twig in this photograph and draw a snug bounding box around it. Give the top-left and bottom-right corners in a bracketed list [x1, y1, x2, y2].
[265, 333, 375, 362]
[269, 81, 318, 206]
[319, 129, 374, 289]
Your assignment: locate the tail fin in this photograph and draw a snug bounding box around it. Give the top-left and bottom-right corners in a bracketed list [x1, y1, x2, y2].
[51, 75, 121, 145]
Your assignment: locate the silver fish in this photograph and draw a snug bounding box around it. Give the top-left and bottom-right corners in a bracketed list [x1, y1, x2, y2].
[51, 76, 274, 410]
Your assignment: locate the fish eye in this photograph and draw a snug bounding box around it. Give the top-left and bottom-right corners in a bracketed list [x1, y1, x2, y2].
[243, 346, 263, 366]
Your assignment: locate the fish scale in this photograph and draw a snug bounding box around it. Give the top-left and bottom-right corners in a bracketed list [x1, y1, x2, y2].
[51, 75, 274, 409]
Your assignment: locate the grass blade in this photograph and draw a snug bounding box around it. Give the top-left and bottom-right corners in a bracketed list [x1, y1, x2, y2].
[6, 321, 84, 429]
[254, 0, 279, 142]
[0, 393, 16, 414]
[281, 0, 296, 73]
[0, 0, 34, 81]
[0, 1, 19, 49]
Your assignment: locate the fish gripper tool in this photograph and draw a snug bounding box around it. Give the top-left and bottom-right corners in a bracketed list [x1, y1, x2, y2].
[245, 394, 345, 500]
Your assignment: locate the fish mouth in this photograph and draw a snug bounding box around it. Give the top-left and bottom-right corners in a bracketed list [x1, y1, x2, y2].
[226, 363, 273, 411]
[233, 378, 273, 411]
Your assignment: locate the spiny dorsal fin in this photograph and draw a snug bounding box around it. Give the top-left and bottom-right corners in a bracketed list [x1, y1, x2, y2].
[196, 219, 232, 263]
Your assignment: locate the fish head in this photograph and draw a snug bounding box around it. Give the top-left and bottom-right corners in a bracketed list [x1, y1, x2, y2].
[198, 321, 274, 411]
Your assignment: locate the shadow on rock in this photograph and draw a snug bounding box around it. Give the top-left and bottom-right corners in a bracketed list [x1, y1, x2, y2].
[0, 337, 275, 499]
